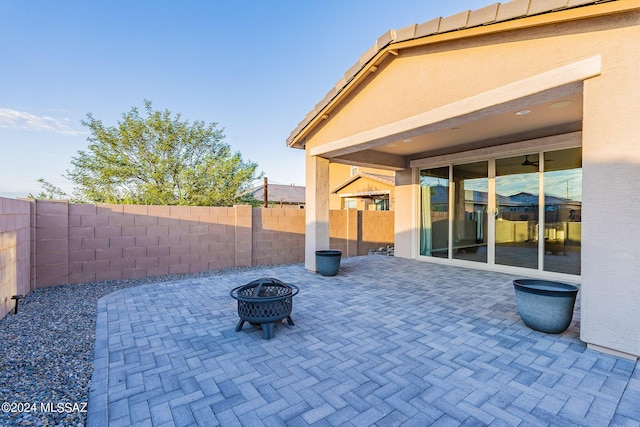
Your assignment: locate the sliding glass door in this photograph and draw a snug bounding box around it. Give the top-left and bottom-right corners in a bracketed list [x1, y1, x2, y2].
[452, 162, 488, 263]
[543, 148, 582, 275]
[419, 167, 449, 258]
[418, 147, 581, 277]
[495, 154, 540, 270]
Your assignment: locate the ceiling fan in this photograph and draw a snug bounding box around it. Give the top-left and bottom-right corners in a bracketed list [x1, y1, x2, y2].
[521, 155, 539, 167]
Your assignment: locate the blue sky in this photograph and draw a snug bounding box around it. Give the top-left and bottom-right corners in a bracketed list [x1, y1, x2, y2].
[0, 0, 491, 199]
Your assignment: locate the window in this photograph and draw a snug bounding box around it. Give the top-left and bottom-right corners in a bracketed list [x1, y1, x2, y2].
[344, 198, 357, 209]
[374, 199, 389, 211]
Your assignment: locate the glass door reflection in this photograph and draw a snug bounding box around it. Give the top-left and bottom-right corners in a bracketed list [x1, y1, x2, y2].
[543, 148, 582, 275]
[495, 154, 539, 269]
[420, 167, 449, 258]
[453, 162, 488, 263]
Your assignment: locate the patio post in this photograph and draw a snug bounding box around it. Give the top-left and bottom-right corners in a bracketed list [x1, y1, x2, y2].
[305, 153, 330, 271]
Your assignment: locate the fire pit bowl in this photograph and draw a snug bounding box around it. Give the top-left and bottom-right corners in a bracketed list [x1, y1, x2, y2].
[230, 278, 299, 340]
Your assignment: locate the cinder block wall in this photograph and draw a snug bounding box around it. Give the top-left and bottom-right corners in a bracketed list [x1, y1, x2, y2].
[360, 211, 394, 253]
[34, 202, 241, 287]
[330, 209, 394, 256]
[0, 201, 394, 302]
[35, 200, 69, 287]
[0, 197, 31, 319]
[329, 210, 348, 255]
[252, 208, 305, 265]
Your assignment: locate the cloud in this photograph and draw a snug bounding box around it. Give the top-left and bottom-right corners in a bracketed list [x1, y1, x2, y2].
[0, 108, 86, 136]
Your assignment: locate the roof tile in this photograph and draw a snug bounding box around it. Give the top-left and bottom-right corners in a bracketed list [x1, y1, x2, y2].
[359, 44, 378, 66]
[415, 17, 441, 38]
[304, 109, 316, 121]
[376, 30, 396, 49]
[395, 24, 417, 42]
[528, 0, 569, 15]
[323, 87, 337, 102]
[344, 61, 362, 83]
[315, 97, 328, 113]
[496, 0, 532, 22]
[467, 3, 501, 27]
[439, 10, 471, 32]
[334, 76, 348, 92]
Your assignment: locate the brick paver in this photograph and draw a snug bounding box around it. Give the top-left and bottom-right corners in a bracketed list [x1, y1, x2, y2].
[88, 256, 640, 426]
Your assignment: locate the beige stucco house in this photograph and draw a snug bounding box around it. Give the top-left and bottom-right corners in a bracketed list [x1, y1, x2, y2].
[330, 164, 395, 210]
[288, 0, 640, 359]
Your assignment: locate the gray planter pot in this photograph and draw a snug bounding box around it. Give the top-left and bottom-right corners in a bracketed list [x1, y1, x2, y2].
[315, 250, 342, 276]
[513, 279, 579, 334]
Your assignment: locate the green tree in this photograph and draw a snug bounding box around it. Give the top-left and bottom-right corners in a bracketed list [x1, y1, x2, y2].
[28, 178, 70, 200]
[67, 100, 261, 206]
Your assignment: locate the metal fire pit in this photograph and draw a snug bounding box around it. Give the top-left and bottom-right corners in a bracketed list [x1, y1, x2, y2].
[230, 278, 299, 340]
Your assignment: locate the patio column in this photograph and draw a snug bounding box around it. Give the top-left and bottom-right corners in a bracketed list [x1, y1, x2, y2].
[581, 53, 640, 359]
[305, 153, 330, 271]
[394, 169, 415, 259]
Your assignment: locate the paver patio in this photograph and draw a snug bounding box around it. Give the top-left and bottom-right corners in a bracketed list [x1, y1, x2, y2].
[88, 256, 640, 426]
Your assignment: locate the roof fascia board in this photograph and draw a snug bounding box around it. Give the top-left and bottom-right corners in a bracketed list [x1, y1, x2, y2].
[330, 172, 394, 193]
[335, 190, 391, 198]
[310, 55, 600, 158]
[289, 0, 637, 149]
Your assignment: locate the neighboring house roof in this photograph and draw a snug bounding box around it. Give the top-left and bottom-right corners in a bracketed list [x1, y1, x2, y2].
[286, 0, 618, 149]
[331, 172, 394, 195]
[246, 184, 305, 204]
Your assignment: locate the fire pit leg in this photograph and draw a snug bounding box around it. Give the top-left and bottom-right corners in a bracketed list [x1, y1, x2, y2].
[262, 323, 275, 340]
[286, 316, 294, 326]
[235, 319, 245, 332]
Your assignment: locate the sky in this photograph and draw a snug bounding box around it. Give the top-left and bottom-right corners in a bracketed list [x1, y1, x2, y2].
[0, 0, 493, 199]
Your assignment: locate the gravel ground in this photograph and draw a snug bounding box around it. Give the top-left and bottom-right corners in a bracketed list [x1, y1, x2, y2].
[0, 266, 285, 427]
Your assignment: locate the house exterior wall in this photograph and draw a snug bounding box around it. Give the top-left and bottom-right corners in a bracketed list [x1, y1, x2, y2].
[0, 198, 31, 319]
[333, 175, 394, 211]
[580, 18, 640, 358]
[305, 12, 634, 148]
[300, 6, 640, 357]
[329, 163, 394, 210]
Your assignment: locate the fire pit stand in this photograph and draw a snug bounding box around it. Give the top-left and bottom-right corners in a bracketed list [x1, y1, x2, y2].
[230, 278, 299, 340]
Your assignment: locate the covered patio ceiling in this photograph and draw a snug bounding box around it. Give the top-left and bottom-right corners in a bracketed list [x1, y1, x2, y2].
[315, 80, 584, 171]
[372, 87, 583, 158]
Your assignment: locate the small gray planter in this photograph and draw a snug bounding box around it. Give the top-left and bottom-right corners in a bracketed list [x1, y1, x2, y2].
[316, 250, 342, 276]
[513, 279, 579, 334]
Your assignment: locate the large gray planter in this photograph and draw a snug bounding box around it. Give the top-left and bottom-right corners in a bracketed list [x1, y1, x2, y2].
[513, 279, 579, 334]
[316, 250, 342, 276]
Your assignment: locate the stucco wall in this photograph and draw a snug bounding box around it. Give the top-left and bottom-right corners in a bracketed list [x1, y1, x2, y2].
[0, 198, 31, 319]
[580, 10, 640, 357]
[304, 10, 639, 150]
